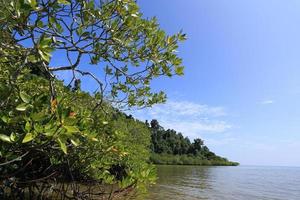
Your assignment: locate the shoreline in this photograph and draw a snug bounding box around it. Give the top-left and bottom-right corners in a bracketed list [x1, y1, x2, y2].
[150, 153, 239, 166]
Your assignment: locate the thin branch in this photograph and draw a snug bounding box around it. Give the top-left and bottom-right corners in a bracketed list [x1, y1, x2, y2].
[48, 52, 82, 71]
[0, 151, 29, 166]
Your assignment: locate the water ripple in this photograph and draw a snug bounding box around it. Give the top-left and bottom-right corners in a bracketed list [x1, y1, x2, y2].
[143, 165, 300, 200]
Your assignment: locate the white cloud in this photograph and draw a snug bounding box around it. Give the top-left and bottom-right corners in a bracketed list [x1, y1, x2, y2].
[260, 100, 274, 105]
[148, 100, 227, 118]
[205, 136, 237, 147]
[131, 100, 232, 139]
[161, 120, 232, 139]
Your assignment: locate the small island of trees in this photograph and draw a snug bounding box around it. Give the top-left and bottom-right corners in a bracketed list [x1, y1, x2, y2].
[148, 119, 239, 166]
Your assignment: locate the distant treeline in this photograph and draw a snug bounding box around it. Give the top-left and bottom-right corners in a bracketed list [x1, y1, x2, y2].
[146, 119, 239, 166]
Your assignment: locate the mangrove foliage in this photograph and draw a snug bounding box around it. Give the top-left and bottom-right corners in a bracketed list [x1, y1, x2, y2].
[0, 0, 186, 198]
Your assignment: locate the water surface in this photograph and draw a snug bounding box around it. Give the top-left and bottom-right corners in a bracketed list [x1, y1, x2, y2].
[144, 165, 300, 200]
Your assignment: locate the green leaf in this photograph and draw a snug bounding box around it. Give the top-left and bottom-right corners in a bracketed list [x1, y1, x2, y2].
[105, 66, 113, 75]
[49, 17, 56, 25]
[91, 137, 99, 142]
[37, 21, 44, 28]
[20, 92, 30, 103]
[0, 134, 11, 143]
[70, 138, 80, 146]
[178, 32, 187, 41]
[24, 0, 37, 8]
[25, 121, 31, 132]
[64, 126, 80, 133]
[1, 116, 10, 123]
[57, 138, 67, 154]
[22, 132, 34, 143]
[63, 117, 77, 126]
[119, 177, 133, 188]
[31, 112, 47, 121]
[27, 55, 38, 63]
[10, 133, 17, 142]
[76, 27, 83, 35]
[39, 36, 52, 48]
[58, 0, 70, 5]
[38, 50, 51, 62]
[175, 66, 184, 75]
[16, 103, 29, 111]
[55, 22, 63, 33]
[34, 124, 43, 133]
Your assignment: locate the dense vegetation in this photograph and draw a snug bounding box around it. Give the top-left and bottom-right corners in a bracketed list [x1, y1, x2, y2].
[148, 120, 239, 166]
[0, 0, 186, 199]
[0, 68, 158, 199]
[0, 0, 238, 199]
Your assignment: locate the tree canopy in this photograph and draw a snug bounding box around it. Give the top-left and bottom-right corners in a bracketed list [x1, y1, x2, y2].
[1, 0, 186, 108]
[148, 120, 239, 166]
[0, 0, 186, 199]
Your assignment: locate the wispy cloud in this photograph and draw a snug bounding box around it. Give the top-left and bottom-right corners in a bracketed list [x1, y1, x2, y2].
[131, 100, 232, 139]
[148, 100, 227, 118]
[260, 100, 274, 105]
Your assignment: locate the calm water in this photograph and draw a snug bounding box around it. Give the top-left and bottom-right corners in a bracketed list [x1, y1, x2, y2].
[144, 165, 300, 200]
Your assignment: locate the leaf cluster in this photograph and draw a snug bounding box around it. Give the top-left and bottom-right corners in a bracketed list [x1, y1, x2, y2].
[0, 0, 186, 109]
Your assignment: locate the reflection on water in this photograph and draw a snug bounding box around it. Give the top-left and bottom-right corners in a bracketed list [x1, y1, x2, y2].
[141, 165, 300, 200]
[144, 165, 212, 200]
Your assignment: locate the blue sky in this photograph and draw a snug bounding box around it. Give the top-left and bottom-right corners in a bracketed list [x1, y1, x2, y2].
[130, 0, 300, 166]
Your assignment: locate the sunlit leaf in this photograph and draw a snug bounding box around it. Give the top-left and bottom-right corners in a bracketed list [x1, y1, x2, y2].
[57, 138, 67, 154]
[25, 121, 31, 132]
[24, 0, 36, 8]
[175, 66, 184, 76]
[10, 133, 17, 142]
[1, 116, 10, 123]
[64, 126, 80, 133]
[16, 103, 29, 111]
[0, 134, 11, 143]
[22, 132, 34, 143]
[31, 112, 47, 121]
[58, 0, 70, 5]
[20, 92, 30, 103]
[71, 138, 80, 146]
